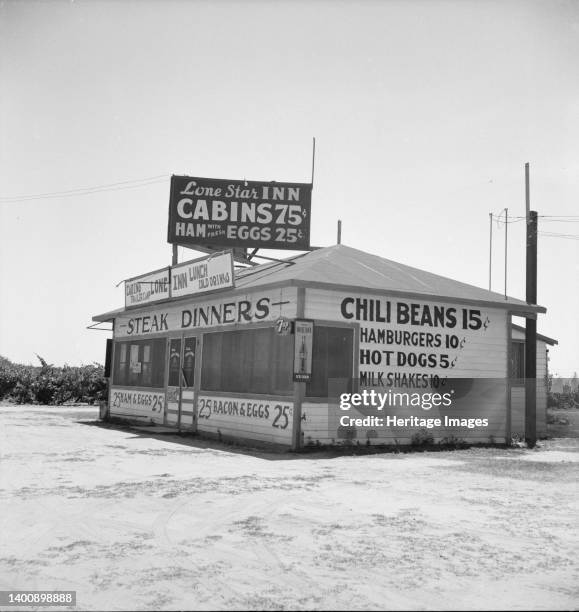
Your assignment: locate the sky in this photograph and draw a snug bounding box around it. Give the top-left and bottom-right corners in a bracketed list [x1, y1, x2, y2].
[0, 0, 578, 377]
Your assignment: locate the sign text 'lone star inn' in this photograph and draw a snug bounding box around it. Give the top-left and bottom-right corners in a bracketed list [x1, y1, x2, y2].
[167, 175, 312, 250]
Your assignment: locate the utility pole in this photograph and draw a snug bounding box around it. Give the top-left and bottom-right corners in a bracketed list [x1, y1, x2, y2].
[525, 162, 538, 448]
[311, 137, 316, 185]
[489, 213, 493, 291]
[504, 207, 508, 299]
[337, 219, 342, 244]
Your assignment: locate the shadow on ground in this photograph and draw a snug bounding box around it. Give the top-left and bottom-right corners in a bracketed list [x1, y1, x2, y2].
[79, 419, 322, 461]
[79, 414, 579, 463]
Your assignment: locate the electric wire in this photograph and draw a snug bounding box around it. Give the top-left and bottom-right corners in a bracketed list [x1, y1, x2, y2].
[491, 214, 579, 225]
[0, 174, 170, 203]
[538, 232, 579, 240]
[0, 178, 168, 202]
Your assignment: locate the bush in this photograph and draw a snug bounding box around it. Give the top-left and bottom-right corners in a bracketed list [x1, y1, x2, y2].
[410, 428, 434, 447]
[438, 435, 468, 450]
[0, 355, 107, 405]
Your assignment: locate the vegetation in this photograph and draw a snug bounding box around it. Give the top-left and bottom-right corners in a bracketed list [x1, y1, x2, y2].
[410, 428, 435, 447]
[547, 372, 579, 410]
[0, 355, 107, 405]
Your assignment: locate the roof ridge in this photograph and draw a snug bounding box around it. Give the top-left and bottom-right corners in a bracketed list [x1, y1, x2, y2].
[332, 243, 523, 302]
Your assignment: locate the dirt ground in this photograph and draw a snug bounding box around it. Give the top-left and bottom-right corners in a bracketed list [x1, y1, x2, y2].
[0, 405, 578, 611]
[547, 406, 579, 438]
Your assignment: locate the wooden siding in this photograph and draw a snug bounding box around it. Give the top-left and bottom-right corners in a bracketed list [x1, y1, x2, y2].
[109, 287, 298, 441]
[509, 330, 549, 438]
[166, 388, 195, 429]
[304, 289, 509, 444]
[180, 389, 195, 430]
[195, 394, 294, 445]
[114, 287, 298, 339]
[301, 402, 330, 445]
[109, 387, 165, 425]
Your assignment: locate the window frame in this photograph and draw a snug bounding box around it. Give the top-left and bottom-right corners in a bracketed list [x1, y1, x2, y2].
[112, 337, 167, 389]
[200, 324, 294, 398]
[510, 340, 525, 386]
[304, 322, 357, 400]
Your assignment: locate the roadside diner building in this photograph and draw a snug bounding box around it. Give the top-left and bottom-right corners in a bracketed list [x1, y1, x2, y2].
[93, 244, 554, 449]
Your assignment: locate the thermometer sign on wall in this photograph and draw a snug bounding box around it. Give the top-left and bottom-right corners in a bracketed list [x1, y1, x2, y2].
[293, 319, 314, 382]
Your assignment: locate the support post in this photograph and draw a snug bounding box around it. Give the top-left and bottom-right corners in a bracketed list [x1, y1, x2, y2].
[525, 162, 530, 218]
[311, 137, 316, 185]
[292, 287, 306, 451]
[172, 244, 178, 266]
[525, 210, 538, 447]
[489, 213, 493, 291]
[337, 220, 342, 244]
[504, 207, 508, 299]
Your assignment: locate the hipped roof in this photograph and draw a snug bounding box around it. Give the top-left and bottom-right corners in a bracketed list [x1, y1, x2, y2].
[93, 244, 545, 322]
[511, 324, 558, 346]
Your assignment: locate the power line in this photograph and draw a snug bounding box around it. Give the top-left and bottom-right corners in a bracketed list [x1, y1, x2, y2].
[508, 215, 579, 220]
[5, 179, 168, 202]
[0, 174, 169, 199]
[0, 174, 170, 203]
[492, 214, 579, 225]
[539, 231, 579, 240]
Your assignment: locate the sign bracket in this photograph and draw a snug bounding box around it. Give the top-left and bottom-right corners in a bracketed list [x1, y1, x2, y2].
[86, 321, 113, 332]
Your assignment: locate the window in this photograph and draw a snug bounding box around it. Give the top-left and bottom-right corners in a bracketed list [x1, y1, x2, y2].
[113, 338, 166, 388]
[168, 338, 181, 387]
[142, 344, 152, 386]
[511, 341, 525, 384]
[200, 324, 355, 398]
[166, 337, 197, 388]
[129, 344, 140, 386]
[201, 327, 293, 396]
[118, 343, 128, 381]
[182, 337, 196, 388]
[306, 326, 354, 398]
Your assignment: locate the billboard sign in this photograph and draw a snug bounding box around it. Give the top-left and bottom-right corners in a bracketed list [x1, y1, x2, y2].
[167, 175, 311, 250]
[125, 268, 170, 308]
[171, 251, 235, 299]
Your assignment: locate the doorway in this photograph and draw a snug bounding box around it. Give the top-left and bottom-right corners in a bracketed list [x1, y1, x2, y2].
[166, 335, 197, 429]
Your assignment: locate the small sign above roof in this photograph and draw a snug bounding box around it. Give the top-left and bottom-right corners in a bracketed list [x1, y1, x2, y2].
[123, 251, 235, 310]
[171, 250, 235, 299]
[125, 267, 170, 308]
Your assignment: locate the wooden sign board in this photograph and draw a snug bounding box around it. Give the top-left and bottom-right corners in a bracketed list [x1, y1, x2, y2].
[168, 175, 311, 251]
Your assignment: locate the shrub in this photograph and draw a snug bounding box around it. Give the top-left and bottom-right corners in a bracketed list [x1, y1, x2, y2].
[0, 355, 107, 405]
[410, 428, 434, 446]
[438, 435, 468, 450]
[0, 358, 22, 398]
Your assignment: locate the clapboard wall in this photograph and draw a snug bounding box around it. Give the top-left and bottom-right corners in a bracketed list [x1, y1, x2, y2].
[510, 328, 550, 439]
[108, 285, 298, 441]
[302, 288, 509, 444]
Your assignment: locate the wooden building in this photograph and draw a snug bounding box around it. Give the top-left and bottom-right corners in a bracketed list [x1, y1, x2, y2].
[510, 324, 557, 439]
[93, 244, 554, 448]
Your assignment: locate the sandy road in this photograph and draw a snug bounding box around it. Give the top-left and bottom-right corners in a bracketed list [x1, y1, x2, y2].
[0, 405, 578, 611]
